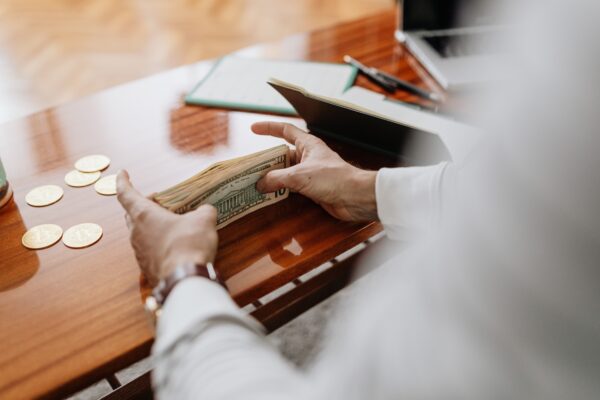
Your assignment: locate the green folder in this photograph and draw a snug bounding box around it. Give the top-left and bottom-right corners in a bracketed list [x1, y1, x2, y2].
[185, 56, 358, 115]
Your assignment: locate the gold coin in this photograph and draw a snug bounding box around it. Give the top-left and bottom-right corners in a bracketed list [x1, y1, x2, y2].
[25, 185, 64, 207]
[22, 224, 63, 249]
[62, 223, 103, 248]
[74, 154, 110, 173]
[94, 174, 117, 196]
[64, 170, 101, 187]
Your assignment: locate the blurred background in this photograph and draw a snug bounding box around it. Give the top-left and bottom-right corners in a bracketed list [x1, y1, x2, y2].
[0, 0, 394, 124]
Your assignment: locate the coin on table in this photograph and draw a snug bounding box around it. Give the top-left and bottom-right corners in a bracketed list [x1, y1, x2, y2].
[64, 169, 101, 187]
[22, 224, 63, 250]
[62, 223, 103, 248]
[94, 174, 117, 196]
[74, 154, 110, 173]
[25, 185, 64, 207]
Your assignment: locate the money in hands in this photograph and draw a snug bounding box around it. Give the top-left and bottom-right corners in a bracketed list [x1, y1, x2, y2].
[153, 145, 290, 229]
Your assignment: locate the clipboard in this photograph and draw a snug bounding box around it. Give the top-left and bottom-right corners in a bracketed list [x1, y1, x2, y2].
[185, 56, 358, 115]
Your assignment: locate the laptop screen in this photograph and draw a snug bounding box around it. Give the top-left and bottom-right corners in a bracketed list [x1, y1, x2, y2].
[403, 0, 498, 31]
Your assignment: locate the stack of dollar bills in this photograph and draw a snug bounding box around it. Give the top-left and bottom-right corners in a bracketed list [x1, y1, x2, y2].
[153, 144, 290, 229]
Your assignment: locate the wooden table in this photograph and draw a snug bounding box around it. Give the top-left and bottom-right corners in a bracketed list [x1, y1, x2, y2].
[0, 10, 442, 399]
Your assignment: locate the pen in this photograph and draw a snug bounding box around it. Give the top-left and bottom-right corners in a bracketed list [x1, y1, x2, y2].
[344, 55, 443, 103]
[343, 55, 397, 93]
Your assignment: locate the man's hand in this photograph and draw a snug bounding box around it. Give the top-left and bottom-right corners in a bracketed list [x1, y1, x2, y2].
[252, 122, 378, 222]
[116, 170, 218, 287]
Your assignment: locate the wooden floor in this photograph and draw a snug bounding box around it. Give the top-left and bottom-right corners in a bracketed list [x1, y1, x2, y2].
[0, 0, 393, 124]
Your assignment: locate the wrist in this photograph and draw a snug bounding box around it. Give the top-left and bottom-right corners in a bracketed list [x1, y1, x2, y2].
[161, 251, 214, 280]
[347, 168, 378, 220]
[146, 261, 224, 319]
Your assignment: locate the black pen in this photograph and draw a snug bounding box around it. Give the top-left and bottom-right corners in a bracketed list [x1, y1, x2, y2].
[343, 55, 397, 93]
[344, 55, 443, 103]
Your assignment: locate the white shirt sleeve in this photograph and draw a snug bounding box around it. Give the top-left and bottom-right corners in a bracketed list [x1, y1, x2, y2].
[376, 162, 451, 240]
[153, 278, 303, 400]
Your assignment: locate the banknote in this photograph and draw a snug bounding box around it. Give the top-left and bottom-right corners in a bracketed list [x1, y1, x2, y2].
[153, 145, 290, 229]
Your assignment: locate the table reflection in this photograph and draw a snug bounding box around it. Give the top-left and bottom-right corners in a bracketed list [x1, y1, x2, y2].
[27, 110, 68, 172]
[169, 106, 229, 154]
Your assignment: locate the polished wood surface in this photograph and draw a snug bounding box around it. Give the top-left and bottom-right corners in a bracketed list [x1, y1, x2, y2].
[0, 0, 393, 125]
[0, 11, 441, 399]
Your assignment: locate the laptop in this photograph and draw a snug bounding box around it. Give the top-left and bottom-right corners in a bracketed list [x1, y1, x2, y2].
[396, 0, 507, 90]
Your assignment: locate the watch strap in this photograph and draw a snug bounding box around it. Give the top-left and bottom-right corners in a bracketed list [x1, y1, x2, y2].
[151, 262, 222, 305]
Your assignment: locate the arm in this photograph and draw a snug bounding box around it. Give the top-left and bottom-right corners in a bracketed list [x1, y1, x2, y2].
[152, 278, 303, 400]
[251, 122, 454, 239]
[116, 170, 306, 400]
[114, 124, 455, 399]
[376, 163, 453, 240]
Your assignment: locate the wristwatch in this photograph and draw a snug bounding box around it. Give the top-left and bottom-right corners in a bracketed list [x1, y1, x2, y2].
[145, 261, 223, 321]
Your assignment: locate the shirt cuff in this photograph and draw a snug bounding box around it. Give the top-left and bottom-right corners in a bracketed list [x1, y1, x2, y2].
[375, 163, 447, 240]
[153, 277, 264, 355]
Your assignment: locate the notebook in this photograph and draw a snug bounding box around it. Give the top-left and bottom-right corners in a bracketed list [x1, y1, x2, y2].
[185, 57, 358, 115]
[268, 78, 479, 164]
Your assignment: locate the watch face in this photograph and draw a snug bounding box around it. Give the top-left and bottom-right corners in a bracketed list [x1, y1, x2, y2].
[144, 295, 161, 325]
[145, 295, 159, 313]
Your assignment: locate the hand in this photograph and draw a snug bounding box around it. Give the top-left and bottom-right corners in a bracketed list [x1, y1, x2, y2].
[251, 122, 378, 222]
[116, 170, 219, 287]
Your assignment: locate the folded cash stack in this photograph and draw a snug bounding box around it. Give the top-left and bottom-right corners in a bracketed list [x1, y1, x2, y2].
[153, 144, 290, 229]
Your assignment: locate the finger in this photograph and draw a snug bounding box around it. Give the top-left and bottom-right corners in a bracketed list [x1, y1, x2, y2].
[251, 122, 306, 145]
[256, 166, 300, 193]
[116, 170, 148, 215]
[190, 204, 218, 226]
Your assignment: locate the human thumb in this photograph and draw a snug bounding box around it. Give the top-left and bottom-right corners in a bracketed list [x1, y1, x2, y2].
[256, 167, 297, 193]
